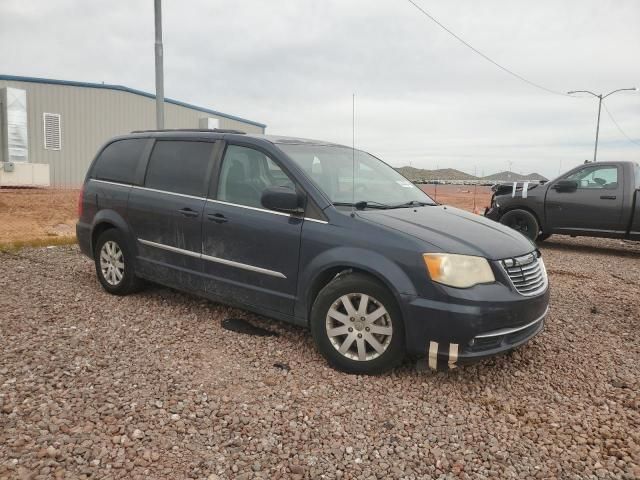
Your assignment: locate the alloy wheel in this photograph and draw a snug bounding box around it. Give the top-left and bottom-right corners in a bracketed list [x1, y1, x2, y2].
[325, 293, 393, 361]
[99, 240, 124, 286]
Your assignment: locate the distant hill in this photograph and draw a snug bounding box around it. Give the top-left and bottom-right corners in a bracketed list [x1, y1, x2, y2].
[397, 166, 477, 182]
[396, 166, 547, 183]
[482, 171, 548, 182]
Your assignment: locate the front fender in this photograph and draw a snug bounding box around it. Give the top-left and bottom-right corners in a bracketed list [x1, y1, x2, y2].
[296, 246, 418, 323]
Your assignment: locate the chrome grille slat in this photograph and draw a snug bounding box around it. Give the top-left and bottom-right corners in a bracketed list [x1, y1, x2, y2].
[510, 269, 543, 279]
[511, 272, 543, 284]
[506, 263, 539, 274]
[518, 282, 545, 292]
[501, 253, 548, 296]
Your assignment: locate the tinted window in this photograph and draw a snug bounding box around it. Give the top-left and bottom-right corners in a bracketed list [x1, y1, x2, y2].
[92, 139, 147, 183]
[217, 145, 294, 208]
[566, 165, 618, 189]
[145, 141, 215, 197]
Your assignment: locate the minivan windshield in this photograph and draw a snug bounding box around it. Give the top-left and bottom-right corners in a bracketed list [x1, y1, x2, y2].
[278, 144, 435, 208]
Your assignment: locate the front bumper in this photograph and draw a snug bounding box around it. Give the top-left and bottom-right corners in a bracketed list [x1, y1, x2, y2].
[401, 285, 549, 370]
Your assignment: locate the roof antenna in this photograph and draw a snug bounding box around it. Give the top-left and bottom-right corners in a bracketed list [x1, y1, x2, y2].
[351, 93, 356, 217]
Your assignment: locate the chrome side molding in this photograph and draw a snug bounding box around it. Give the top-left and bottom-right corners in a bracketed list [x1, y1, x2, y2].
[138, 238, 287, 279]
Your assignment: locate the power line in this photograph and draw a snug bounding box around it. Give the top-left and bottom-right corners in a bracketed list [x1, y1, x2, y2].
[602, 101, 640, 148]
[405, 0, 570, 97]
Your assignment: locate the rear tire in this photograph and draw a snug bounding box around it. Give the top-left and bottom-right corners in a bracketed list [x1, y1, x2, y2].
[500, 209, 539, 241]
[94, 229, 142, 295]
[310, 273, 405, 375]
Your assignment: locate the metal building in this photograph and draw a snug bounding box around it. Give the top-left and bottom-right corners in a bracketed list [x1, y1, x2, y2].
[0, 75, 266, 187]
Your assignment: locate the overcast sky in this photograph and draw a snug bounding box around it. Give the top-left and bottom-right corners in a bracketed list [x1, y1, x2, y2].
[2, 0, 639, 178]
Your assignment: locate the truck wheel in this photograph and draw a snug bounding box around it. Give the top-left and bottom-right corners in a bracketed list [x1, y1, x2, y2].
[94, 229, 143, 295]
[537, 233, 551, 242]
[500, 209, 539, 241]
[310, 273, 405, 375]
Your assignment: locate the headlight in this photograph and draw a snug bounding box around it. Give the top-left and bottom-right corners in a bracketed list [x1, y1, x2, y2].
[423, 253, 495, 288]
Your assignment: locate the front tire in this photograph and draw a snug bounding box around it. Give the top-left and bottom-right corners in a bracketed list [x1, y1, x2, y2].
[94, 229, 142, 295]
[310, 273, 405, 374]
[500, 209, 539, 241]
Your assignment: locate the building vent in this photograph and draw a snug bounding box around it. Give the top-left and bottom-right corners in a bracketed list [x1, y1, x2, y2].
[43, 113, 62, 150]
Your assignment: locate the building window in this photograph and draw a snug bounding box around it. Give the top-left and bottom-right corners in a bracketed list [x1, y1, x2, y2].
[43, 113, 62, 150]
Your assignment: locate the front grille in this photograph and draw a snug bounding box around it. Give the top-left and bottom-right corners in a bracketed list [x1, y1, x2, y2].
[501, 252, 547, 296]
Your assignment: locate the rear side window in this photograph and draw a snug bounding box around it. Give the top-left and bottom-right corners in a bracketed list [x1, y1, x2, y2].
[145, 141, 215, 197]
[92, 139, 147, 183]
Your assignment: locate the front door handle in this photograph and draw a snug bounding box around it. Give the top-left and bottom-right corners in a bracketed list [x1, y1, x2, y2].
[600, 195, 617, 200]
[207, 213, 228, 223]
[178, 208, 199, 218]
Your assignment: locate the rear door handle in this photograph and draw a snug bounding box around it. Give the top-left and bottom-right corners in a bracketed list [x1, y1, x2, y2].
[600, 195, 616, 200]
[178, 208, 199, 218]
[207, 213, 228, 223]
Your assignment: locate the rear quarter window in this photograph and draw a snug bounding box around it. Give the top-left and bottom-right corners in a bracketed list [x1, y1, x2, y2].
[144, 140, 215, 197]
[92, 139, 147, 184]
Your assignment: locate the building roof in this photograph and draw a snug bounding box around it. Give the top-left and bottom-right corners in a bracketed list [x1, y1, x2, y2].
[0, 74, 266, 129]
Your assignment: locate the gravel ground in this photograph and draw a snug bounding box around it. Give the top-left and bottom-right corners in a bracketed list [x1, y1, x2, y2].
[1, 236, 639, 480]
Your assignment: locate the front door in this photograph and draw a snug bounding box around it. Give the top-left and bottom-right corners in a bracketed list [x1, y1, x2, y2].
[202, 143, 303, 315]
[128, 140, 216, 288]
[545, 164, 624, 234]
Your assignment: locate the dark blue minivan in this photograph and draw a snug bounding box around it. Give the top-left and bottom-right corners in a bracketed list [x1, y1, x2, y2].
[77, 129, 549, 374]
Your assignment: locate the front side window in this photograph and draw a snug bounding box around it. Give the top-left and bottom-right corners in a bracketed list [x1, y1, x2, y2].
[145, 141, 215, 197]
[217, 145, 295, 209]
[565, 166, 618, 189]
[92, 139, 147, 183]
[277, 144, 434, 206]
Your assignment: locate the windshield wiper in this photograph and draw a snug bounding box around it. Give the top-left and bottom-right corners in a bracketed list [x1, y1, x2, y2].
[387, 200, 435, 209]
[333, 201, 392, 210]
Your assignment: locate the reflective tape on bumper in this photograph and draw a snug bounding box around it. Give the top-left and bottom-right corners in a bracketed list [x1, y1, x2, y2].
[426, 341, 459, 370]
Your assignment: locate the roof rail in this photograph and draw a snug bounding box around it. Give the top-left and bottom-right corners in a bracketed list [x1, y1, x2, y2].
[130, 128, 246, 134]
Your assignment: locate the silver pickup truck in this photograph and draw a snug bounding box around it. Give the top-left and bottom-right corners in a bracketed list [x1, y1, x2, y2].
[485, 161, 640, 242]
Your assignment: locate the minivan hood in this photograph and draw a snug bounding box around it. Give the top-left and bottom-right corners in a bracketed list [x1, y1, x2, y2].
[358, 205, 535, 260]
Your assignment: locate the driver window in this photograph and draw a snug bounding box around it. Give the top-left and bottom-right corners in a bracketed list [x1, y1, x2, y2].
[566, 166, 618, 190]
[217, 145, 295, 209]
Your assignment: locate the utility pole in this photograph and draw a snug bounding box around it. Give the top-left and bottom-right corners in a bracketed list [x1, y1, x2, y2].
[154, 0, 165, 129]
[568, 87, 637, 161]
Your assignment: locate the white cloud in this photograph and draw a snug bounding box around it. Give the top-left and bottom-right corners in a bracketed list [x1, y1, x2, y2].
[1, 0, 639, 178]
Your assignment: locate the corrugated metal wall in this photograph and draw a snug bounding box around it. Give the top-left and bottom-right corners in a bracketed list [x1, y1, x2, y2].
[0, 79, 265, 187]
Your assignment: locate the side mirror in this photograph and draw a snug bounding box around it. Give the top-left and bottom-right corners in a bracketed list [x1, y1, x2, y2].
[552, 179, 578, 192]
[261, 186, 303, 214]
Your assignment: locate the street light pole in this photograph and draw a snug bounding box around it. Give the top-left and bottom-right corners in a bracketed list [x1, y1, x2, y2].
[154, 0, 165, 130]
[568, 87, 637, 161]
[593, 94, 602, 163]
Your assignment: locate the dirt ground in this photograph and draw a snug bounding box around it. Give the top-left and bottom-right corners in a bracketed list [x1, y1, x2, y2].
[1, 183, 639, 478]
[1, 236, 638, 479]
[0, 188, 79, 245]
[419, 184, 493, 214]
[0, 186, 491, 246]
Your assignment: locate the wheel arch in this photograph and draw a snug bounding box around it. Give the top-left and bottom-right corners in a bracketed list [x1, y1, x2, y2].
[500, 205, 546, 233]
[90, 210, 135, 255]
[302, 255, 414, 327]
